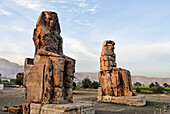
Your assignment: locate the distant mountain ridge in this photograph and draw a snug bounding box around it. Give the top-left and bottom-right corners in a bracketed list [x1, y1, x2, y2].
[132, 76, 170, 86]
[0, 58, 23, 78]
[0, 58, 169, 85]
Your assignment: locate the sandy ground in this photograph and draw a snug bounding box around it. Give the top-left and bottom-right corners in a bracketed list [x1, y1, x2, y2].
[0, 87, 170, 114]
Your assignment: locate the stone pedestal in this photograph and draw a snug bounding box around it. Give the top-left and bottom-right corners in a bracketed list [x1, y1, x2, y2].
[30, 103, 95, 114]
[97, 95, 146, 106]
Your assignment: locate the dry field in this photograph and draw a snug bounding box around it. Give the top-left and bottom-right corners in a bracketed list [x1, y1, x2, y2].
[0, 87, 170, 114]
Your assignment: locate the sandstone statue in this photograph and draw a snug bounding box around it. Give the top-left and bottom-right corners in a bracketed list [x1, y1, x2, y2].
[24, 11, 75, 105]
[24, 11, 94, 114]
[98, 40, 146, 106]
[1, 11, 94, 114]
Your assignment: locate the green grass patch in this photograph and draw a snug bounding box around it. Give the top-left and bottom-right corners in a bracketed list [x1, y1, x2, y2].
[133, 86, 170, 92]
[77, 84, 82, 88]
[145, 101, 169, 108]
[165, 87, 170, 91]
[136, 91, 153, 94]
[132, 86, 150, 90]
[0, 82, 15, 85]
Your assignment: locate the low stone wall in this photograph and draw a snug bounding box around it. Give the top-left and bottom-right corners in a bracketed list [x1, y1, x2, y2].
[0, 84, 3, 90]
[97, 95, 146, 106]
[30, 103, 95, 114]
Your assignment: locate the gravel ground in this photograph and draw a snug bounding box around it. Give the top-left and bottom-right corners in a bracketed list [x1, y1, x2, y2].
[0, 88, 170, 114]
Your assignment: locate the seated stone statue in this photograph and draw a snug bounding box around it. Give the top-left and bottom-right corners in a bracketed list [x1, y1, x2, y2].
[98, 40, 135, 97]
[24, 11, 75, 104]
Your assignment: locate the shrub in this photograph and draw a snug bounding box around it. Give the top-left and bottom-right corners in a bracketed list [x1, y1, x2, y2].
[150, 86, 164, 93]
[0, 73, 1, 82]
[136, 87, 141, 93]
[155, 82, 160, 87]
[73, 82, 77, 90]
[14, 72, 24, 86]
[163, 83, 169, 87]
[149, 83, 155, 88]
[82, 78, 91, 88]
[90, 81, 100, 89]
[133, 82, 142, 86]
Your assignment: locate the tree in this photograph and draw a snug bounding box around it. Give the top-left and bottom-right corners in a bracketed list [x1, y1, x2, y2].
[90, 81, 100, 89]
[0, 73, 1, 82]
[82, 78, 91, 88]
[163, 83, 169, 87]
[73, 82, 77, 90]
[149, 82, 164, 93]
[133, 82, 142, 86]
[149, 83, 155, 88]
[14, 72, 24, 86]
[155, 82, 160, 87]
[136, 87, 141, 93]
[150, 86, 164, 93]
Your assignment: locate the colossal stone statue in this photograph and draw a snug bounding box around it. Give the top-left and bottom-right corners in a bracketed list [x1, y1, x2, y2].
[98, 40, 135, 97]
[98, 40, 146, 106]
[24, 11, 75, 105]
[1, 11, 95, 114]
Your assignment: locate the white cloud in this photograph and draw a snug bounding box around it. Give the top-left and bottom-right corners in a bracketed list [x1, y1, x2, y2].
[12, 0, 44, 11]
[11, 26, 26, 32]
[75, 19, 93, 26]
[79, 2, 88, 8]
[54, 0, 68, 3]
[63, 35, 99, 72]
[73, 0, 88, 8]
[63, 36, 98, 58]
[0, 7, 12, 16]
[116, 42, 170, 64]
[88, 6, 97, 14]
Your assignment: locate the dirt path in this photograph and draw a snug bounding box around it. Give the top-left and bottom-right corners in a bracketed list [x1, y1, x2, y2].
[0, 87, 26, 108]
[0, 88, 170, 114]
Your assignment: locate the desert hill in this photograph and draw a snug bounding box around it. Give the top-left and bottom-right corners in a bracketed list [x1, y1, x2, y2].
[0, 58, 23, 78]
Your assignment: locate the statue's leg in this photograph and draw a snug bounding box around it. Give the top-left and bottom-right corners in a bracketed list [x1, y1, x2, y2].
[121, 69, 132, 96]
[98, 71, 104, 95]
[98, 87, 103, 96]
[64, 58, 75, 103]
[111, 75, 118, 96]
[111, 69, 121, 96]
[128, 73, 136, 96]
[52, 57, 65, 103]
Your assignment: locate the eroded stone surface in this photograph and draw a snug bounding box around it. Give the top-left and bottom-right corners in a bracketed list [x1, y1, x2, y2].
[33, 11, 62, 55]
[24, 11, 75, 104]
[97, 95, 146, 106]
[98, 40, 135, 97]
[98, 40, 146, 106]
[30, 103, 95, 114]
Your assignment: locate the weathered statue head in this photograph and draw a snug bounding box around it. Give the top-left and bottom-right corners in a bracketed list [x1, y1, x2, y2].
[36, 11, 61, 35]
[102, 40, 115, 55]
[100, 40, 116, 71]
[33, 11, 63, 56]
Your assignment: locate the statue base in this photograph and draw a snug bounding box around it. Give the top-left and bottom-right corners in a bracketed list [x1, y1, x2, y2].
[30, 103, 95, 114]
[97, 95, 146, 106]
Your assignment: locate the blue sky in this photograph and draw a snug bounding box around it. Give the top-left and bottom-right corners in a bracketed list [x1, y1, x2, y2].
[0, 0, 170, 77]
